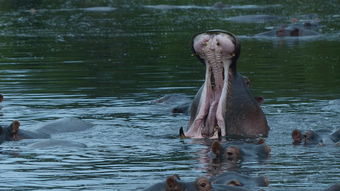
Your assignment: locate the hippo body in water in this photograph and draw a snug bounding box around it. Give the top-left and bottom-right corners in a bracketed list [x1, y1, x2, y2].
[225, 14, 282, 24]
[143, 175, 251, 191]
[0, 120, 50, 144]
[210, 140, 271, 163]
[292, 129, 340, 145]
[183, 30, 269, 139]
[29, 139, 87, 149]
[0, 118, 93, 144]
[36, 117, 93, 135]
[324, 183, 340, 191]
[210, 171, 269, 188]
[256, 22, 320, 37]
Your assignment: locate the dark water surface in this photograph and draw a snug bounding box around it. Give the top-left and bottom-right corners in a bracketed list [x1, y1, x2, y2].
[1, 0, 340, 190]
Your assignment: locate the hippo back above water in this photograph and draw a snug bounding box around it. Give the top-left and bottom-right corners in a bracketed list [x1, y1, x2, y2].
[1, 118, 93, 145]
[36, 117, 94, 135]
[143, 174, 251, 191]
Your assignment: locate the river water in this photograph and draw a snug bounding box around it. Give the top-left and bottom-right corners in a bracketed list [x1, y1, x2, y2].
[0, 0, 339, 190]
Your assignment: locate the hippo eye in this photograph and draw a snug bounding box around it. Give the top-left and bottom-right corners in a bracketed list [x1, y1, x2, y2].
[216, 42, 220, 46]
[200, 183, 206, 187]
[227, 152, 233, 156]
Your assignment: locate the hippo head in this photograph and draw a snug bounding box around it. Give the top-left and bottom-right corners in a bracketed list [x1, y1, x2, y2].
[165, 175, 184, 191]
[186, 30, 240, 138]
[192, 29, 240, 70]
[291, 129, 303, 145]
[303, 130, 322, 145]
[194, 177, 212, 191]
[225, 146, 242, 162]
[9, 120, 20, 141]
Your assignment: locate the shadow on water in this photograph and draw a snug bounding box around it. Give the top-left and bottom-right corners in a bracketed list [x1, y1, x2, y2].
[1, 0, 340, 190]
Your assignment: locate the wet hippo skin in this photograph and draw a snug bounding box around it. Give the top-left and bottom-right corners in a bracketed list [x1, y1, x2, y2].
[183, 30, 269, 139]
[36, 117, 94, 134]
[324, 183, 340, 191]
[210, 140, 271, 163]
[0, 118, 93, 144]
[29, 139, 87, 149]
[210, 171, 269, 188]
[256, 22, 320, 37]
[143, 175, 251, 191]
[291, 129, 340, 145]
[0, 120, 50, 144]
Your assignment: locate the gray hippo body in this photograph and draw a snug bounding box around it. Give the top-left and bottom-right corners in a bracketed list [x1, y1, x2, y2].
[29, 139, 87, 149]
[225, 14, 282, 23]
[1, 118, 93, 145]
[36, 117, 93, 135]
[210, 171, 268, 188]
[324, 183, 340, 191]
[292, 129, 340, 145]
[1, 121, 48, 144]
[256, 23, 320, 37]
[143, 175, 251, 191]
[210, 140, 271, 163]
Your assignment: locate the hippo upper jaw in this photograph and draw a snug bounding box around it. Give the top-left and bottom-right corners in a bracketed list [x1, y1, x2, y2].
[185, 30, 238, 138]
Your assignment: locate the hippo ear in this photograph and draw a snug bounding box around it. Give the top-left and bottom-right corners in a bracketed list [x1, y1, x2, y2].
[256, 138, 265, 144]
[255, 96, 264, 105]
[211, 141, 222, 156]
[10, 120, 20, 134]
[166, 175, 180, 190]
[227, 180, 242, 186]
[179, 127, 186, 139]
[166, 176, 176, 187]
[291, 129, 302, 144]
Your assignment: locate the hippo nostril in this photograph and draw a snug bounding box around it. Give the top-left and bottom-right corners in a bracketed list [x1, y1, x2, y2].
[216, 42, 220, 46]
[227, 152, 233, 156]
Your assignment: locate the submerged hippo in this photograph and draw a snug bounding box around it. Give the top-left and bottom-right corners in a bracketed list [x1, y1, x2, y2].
[256, 22, 320, 37]
[210, 140, 271, 163]
[0, 120, 21, 143]
[0, 120, 50, 144]
[0, 93, 3, 102]
[35, 117, 93, 134]
[29, 139, 87, 149]
[210, 171, 269, 188]
[182, 30, 269, 139]
[291, 129, 340, 145]
[324, 183, 340, 191]
[143, 175, 251, 191]
[0, 118, 93, 144]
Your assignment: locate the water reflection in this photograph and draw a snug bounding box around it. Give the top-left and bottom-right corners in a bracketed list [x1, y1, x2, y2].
[0, 0, 340, 190]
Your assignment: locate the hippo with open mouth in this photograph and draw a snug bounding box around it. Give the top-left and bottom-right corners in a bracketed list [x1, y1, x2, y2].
[182, 30, 269, 139]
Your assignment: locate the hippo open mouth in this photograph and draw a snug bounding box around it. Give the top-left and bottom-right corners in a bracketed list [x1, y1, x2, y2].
[185, 30, 239, 138]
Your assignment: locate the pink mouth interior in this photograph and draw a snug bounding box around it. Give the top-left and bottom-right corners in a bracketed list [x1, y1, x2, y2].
[186, 32, 235, 138]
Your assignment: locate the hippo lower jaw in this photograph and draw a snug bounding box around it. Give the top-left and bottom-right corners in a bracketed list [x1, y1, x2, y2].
[185, 32, 236, 138]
